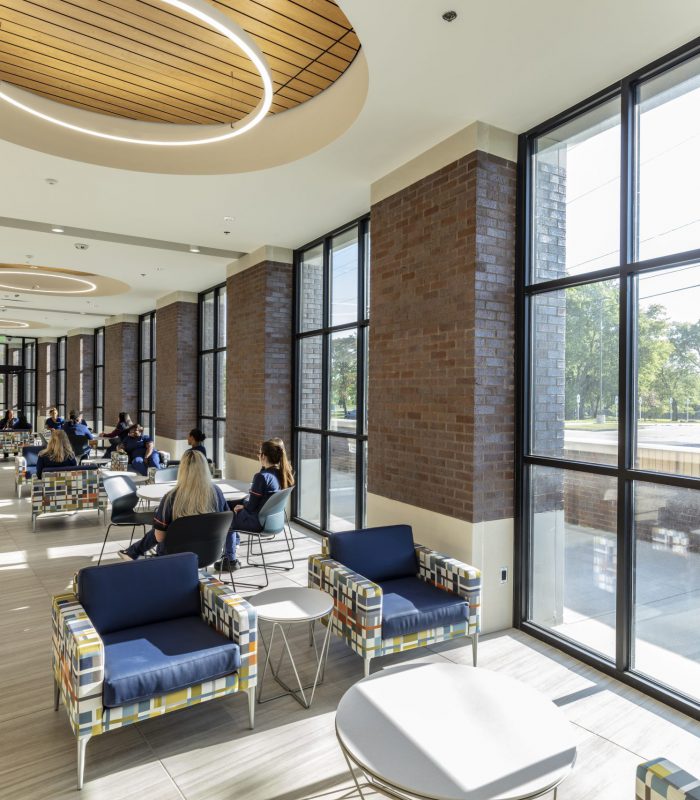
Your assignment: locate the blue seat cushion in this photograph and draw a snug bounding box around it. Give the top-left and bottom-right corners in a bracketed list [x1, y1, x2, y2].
[78, 553, 201, 635]
[329, 525, 418, 582]
[379, 576, 468, 639]
[42, 464, 98, 474]
[102, 616, 241, 707]
[22, 446, 42, 467]
[25, 465, 37, 478]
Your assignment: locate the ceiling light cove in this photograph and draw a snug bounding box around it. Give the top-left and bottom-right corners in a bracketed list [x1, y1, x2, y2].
[0, 271, 96, 295]
[0, 320, 29, 329]
[0, 0, 274, 147]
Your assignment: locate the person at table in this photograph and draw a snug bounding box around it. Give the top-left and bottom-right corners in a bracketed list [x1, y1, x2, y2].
[62, 411, 94, 458]
[13, 410, 32, 430]
[187, 428, 207, 458]
[99, 412, 133, 457]
[118, 423, 161, 476]
[215, 438, 295, 572]
[45, 407, 64, 430]
[36, 429, 77, 479]
[0, 409, 15, 430]
[119, 449, 231, 560]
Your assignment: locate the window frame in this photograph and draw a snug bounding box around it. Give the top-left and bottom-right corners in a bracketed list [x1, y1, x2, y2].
[56, 336, 67, 418]
[197, 283, 226, 467]
[93, 327, 105, 434]
[292, 214, 370, 535]
[516, 36, 700, 717]
[138, 312, 156, 436]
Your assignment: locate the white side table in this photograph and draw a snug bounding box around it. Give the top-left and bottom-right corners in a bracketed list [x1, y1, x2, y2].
[335, 663, 577, 800]
[248, 587, 334, 709]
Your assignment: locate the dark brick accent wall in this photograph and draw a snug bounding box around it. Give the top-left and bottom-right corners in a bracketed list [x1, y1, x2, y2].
[155, 301, 197, 440]
[226, 260, 293, 459]
[66, 333, 94, 421]
[368, 150, 516, 524]
[104, 322, 138, 426]
[36, 342, 56, 415]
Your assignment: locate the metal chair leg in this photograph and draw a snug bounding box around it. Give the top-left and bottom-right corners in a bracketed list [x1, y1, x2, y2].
[247, 687, 255, 729]
[97, 524, 113, 566]
[77, 736, 91, 790]
[472, 632, 479, 667]
[54, 678, 60, 710]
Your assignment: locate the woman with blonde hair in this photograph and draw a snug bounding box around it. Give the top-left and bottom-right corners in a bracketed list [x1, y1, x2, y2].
[36, 430, 77, 478]
[119, 449, 231, 560]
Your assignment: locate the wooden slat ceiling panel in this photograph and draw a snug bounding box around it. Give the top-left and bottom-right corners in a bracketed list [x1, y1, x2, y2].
[0, 0, 359, 124]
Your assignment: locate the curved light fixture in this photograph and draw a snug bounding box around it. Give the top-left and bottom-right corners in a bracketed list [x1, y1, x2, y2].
[0, 0, 273, 147]
[0, 320, 29, 329]
[0, 271, 97, 294]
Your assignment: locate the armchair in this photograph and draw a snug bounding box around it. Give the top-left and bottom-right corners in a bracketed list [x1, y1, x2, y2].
[15, 444, 43, 497]
[308, 524, 480, 677]
[31, 465, 107, 530]
[636, 758, 700, 799]
[52, 553, 257, 789]
[0, 429, 40, 458]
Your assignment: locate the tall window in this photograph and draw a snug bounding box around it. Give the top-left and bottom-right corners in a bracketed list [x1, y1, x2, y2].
[94, 328, 105, 433]
[0, 337, 37, 428]
[518, 41, 700, 715]
[198, 285, 226, 466]
[138, 312, 156, 436]
[56, 336, 66, 418]
[294, 216, 370, 534]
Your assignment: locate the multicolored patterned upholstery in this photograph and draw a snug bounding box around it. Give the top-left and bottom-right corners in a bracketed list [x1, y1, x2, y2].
[1, 430, 40, 457]
[636, 758, 700, 800]
[31, 469, 108, 530]
[309, 533, 481, 675]
[52, 572, 257, 787]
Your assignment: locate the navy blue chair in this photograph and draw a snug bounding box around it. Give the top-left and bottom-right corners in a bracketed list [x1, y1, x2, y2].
[15, 445, 42, 497]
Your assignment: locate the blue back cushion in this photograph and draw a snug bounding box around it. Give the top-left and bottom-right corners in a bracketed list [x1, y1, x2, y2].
[22, 446, 42, 467]
[329, 525, 418, 582]
[77, 553, 201, 635]
[42, 464, 98, 475]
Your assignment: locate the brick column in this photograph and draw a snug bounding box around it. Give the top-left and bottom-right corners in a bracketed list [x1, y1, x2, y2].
[366, 122, 517, 632]
[155, 292, 198, 458]
[104, 315, 139, 427]
[36, 338, 57, 416]
[225, 246, 293, 480]
[66, 328, 95, 425]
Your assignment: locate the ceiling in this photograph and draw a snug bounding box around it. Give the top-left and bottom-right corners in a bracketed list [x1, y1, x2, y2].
[0, 0, 698, 337]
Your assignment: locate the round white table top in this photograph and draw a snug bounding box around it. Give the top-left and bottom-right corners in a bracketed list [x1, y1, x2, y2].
[99, 469, 149, 484]
[248, 587, 334, 623]
[137, 481, 246, 502]
[335, 664, 577, 800]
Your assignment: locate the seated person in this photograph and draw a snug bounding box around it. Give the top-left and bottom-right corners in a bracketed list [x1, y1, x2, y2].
[62, 411, 94, 458]
[118, 423, 161, 476]
[99, 411, 133, 457]
[119, 449, 231, 560]
[0, 409, 15, 430]
[188, 428, 207, 458]
[13, 411, 32, 430]
[45, 407, 64, 430]
[215, 438, 295, 572]
[36, 430, 77, 479]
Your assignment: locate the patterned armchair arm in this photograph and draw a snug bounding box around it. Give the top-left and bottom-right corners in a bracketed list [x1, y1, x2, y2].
[308, 554, 383, 657]
[15, 455, 27, 480]
[636, 758, 699, 800]
[415, 545, 481, 634]
[199, 574, 257, 691]
[31, 476, 43, 516]
[51, 593, 105, 739]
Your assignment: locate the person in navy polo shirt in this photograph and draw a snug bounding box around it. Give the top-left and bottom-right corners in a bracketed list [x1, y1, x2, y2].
[62, 410, 94, 458]
[45, 407, 64, 430]
[187, 428, 207, 459]
[118, 423, 161, 476]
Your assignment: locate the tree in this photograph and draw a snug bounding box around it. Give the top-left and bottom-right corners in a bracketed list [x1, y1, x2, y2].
[331, 334, 357, 416]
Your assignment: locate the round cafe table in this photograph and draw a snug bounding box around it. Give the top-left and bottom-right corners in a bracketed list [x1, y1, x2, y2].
[335, 663, 577, 800]
[137, 480, 246, 503]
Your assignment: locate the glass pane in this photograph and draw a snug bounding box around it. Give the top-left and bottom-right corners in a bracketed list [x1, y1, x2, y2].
[216, 351, 226, 417]
[299, 336, 322, 429]
[329, 435, 356, 531]
[532, 97, 620, 282]
[531, 281, 619, 464]
[214, 420, 225, 468]
[218, 287, 227, 348]
[140, 317, 150, 359]
[637, 265, 700, 476]
[637, 56, 700, 261]
[298, 432, 322, 528]
[202, 291, 215, 350]
[0, 343, 5, 366]
[331, 227, 358, 326]
[202, 417, 214, 446]
[200, 353, 214, 416]
[95, 366, 103, 407]
[300, 244, 323, 332]
[330, 329, 357, 433]
[95, 330, 104, 364]
[364, 221, 370, 320]
[140, 362, 151, 411]
[529, 465, 617, 659]
[634, 482, 700, 701]
[23, 371, 34, 405]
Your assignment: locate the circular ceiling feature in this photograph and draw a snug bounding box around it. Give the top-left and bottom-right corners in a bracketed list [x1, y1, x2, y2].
[0, 265, 130, 297]
[0, 320, 29, 329]
[0, 0, 360, 147]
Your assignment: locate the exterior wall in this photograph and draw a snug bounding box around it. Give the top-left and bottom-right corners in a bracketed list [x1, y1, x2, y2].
[66, 333, 94, 422]
[155, 300, 197, 442]
[36, 340, 56, 416]
[226, 259, 293, 460]
[104, 321, 138, 426]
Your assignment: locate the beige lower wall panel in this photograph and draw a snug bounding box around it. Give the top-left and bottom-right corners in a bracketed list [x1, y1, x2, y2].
[225, 453, 258, 483]
[366, 493, 513, 634]
[156, 436, 189, 461]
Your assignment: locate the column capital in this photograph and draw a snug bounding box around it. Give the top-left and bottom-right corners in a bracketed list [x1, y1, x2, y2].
[156, 291, 198, 309]
[227, 245, 293, 278]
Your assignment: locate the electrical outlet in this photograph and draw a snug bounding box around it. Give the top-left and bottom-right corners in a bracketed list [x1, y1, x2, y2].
[500, 567, 508, 584]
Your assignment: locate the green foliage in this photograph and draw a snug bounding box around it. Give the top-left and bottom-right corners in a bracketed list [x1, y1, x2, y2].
[331, 334, 357, 416]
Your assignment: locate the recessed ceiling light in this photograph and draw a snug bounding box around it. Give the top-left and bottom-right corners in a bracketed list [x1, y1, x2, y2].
[74, 243, 89, 250]
[189, 246, 201, 253]
[51, 226, 64, 233]
[224, 216, 235, 223]
[442, 10, 457, 21]
[45, 178, 58, 185]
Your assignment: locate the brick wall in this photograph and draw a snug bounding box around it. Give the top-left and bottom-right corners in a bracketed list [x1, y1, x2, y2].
[368, 150, 516, 524]
[226, 260, 293, 458]
[104, 322, 138, 426]
[36, 341, 56, 415]
[66, 333, 94, 421]
[155, 301, 197, 440]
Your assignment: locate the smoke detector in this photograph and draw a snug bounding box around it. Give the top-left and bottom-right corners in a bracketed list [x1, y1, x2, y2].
[74, 243, 89, 250]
